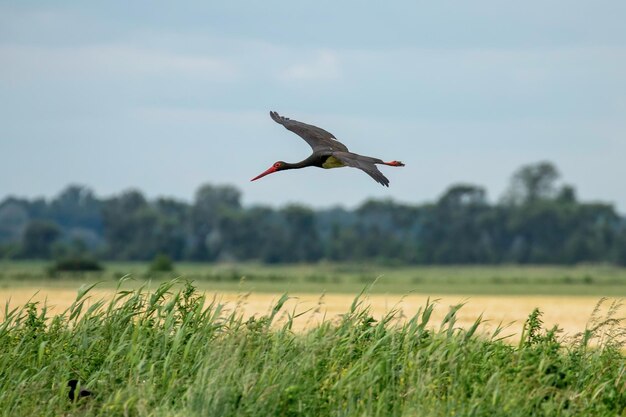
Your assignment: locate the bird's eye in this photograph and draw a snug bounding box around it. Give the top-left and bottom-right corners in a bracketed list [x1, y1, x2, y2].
[274, 162, 281, 168]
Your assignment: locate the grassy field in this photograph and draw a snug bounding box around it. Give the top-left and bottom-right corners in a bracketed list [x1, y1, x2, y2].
[1, 280, 625, 416]
[2, 260, 626, 295]
[2, 262, 626, 415]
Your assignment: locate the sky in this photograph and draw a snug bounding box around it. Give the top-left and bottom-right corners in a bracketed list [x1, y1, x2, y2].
[1, 1, 625, 212]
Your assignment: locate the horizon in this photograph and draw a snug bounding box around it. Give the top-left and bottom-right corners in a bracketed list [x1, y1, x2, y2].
[2, 171, 623, 215]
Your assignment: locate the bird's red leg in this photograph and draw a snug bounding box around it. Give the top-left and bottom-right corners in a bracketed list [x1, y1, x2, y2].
[383, 160, 405, 167]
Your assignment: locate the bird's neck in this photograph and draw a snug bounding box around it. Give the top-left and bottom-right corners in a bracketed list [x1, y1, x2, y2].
[283, 154, 322, 169]
[283, 161, 306, 170]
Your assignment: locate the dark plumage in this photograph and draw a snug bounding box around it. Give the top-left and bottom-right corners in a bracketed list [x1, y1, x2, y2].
[67, 379, 92, 401]
[251, 111, 405, 187]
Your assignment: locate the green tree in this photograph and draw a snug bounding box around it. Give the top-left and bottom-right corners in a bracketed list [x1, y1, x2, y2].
[20, 220, 61, 259]
[153, 198, 189, 260]
[0, 201, 29, 243]
[502, 161, 560, 205]
[281, 204, 322, 262]
[438, 184, 487, 209]
[415, 185, 492, 263]
[102, 190, 158, 260]
[189, 184, 241, 260]
[49, 185, 102, 231]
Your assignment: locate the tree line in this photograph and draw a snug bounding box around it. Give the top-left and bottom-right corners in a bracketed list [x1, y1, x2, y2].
[1, 161, 625, 265]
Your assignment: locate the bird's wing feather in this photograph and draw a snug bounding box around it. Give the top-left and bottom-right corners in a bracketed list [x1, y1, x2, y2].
[332, 152, 390, 187]
[270, 111, 349, 153]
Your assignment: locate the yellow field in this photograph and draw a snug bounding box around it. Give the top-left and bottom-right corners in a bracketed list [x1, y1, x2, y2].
[1, 286, 617, 340]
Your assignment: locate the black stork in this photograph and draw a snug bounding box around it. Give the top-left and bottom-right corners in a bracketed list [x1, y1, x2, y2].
[67, 380, 92, 402]
[251, 111, 405, 187]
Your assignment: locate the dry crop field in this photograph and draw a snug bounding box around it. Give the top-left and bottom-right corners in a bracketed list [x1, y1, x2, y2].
[0, 286, 612, 337]
[2, 261, 624, 337]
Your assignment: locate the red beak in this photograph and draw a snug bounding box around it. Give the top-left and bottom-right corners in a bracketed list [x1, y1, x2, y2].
[251, 166, 278, 182]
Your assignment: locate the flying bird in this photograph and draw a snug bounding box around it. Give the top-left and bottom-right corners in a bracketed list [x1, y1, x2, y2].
[67, 380, 92, 402]
[251, 111, 405, 187]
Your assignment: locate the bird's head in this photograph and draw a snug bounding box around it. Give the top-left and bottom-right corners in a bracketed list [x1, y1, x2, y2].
[67, 380, 79, 389]
[251, 161, 286, 182]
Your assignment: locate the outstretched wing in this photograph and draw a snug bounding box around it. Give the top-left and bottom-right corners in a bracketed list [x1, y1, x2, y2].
[332, 151, 390, 187]
[270, 111, 349, 153]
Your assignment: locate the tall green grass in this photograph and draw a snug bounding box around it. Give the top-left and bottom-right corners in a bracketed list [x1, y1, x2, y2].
[1, 280, 625, 416]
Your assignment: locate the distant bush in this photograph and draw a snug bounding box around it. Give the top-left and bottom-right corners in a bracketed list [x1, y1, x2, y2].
[0, 243, 20, 260]
[149, 254, 174, 273]
[48, 257, 103, 274]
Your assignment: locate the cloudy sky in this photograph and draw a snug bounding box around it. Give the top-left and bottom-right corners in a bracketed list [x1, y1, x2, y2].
[1, 1, 625, 211]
